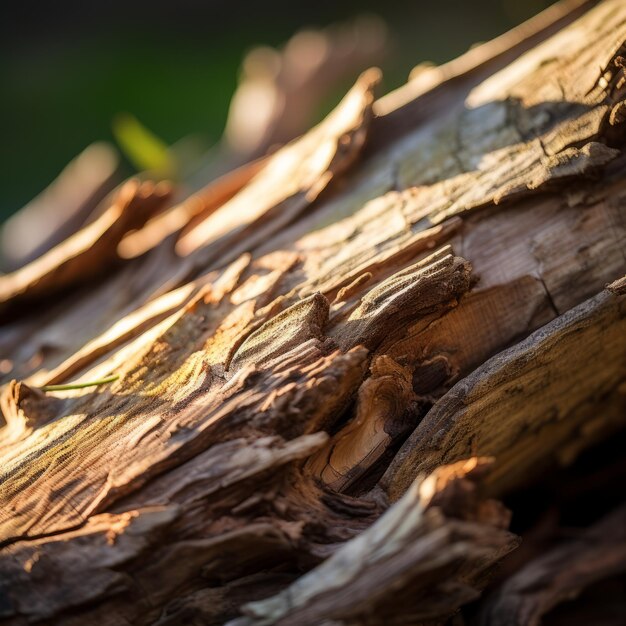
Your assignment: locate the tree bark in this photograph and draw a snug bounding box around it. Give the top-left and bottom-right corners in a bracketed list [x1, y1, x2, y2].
[0, 1, 625, 624]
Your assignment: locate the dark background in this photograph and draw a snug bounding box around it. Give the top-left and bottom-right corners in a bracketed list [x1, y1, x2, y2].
[0, 0, 555, 220]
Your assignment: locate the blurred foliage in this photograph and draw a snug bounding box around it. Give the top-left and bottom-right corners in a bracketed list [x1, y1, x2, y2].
[0, 0, 554, 220]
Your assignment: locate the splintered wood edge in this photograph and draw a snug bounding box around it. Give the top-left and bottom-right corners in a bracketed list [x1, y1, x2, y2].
[382, 282, 626, 500]
[230, 459, 518, 626]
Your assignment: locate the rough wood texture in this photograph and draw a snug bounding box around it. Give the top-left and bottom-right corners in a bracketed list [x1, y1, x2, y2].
[1, 1, 625, 624]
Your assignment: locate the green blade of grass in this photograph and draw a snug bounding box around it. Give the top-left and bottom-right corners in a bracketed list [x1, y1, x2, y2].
[41, 375, 119, 392]
[112, 112, 175, 176]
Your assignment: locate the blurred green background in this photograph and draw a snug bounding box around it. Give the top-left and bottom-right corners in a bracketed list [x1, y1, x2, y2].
[0, 0, 555, 220]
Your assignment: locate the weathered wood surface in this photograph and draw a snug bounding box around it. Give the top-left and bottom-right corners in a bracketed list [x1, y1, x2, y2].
[1, 1, 625, 624]
[0, 143, 121, 272]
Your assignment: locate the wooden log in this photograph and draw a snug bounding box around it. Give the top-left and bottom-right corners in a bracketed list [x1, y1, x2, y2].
[0, 1, 625, 624]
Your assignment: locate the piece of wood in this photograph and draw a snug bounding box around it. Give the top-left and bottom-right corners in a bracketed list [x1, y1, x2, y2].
[0, 180, 173, 315]
[230, 459, 518, 626]
[382, 280, 626, 500]
[0, 143, 121, 272]
[0, 1, 625, 624]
